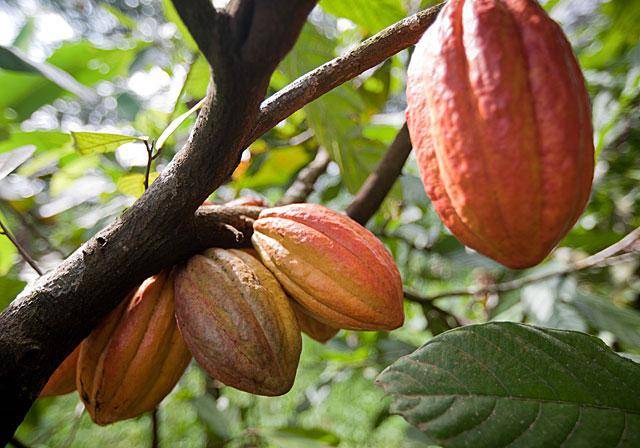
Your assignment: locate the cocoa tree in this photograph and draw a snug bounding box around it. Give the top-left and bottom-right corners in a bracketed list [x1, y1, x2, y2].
[0, 0, 639, 446]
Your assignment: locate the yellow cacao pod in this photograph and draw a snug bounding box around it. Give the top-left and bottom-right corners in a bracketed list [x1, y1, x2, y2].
[77, 270, 191, 425]
[40, 345, 80, 397]
[292, 301, 339, 343]
[174, 248, 301, 396]
[251, 204, 404, 331]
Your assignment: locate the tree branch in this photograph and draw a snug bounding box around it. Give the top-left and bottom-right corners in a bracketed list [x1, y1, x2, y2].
[277, 148, 331, 206]
[408, 227, 640, 301]
[0, 0, 316, 439]
[346, 124, 412, 225]
[249, 3, 444, 144]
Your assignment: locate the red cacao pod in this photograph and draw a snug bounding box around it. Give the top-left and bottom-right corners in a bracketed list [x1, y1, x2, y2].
[406, 0, 594, 269]
[40, 345, 80, 397]
[291, 301, 339, 343]
[77, 270, 191, 425]
[174, 248, 301, 396]
[251, 204, 404, 331]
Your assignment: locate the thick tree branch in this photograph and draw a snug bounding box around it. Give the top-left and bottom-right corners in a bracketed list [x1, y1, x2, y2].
[277, 148, 331, 206]
[0, 0, 316, 439]
[249, 3, 444, 143]
[346, 124, 412, 225]
[171, 0, 221, 67]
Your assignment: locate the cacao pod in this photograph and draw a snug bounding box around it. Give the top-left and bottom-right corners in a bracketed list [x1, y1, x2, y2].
[405, 0, 594, 269]
[77, 270, 191, 425]
[291, 300, 339, 343]
[40, 345, 80, 397]
[174, 248, 301, 396]
[251, 204, 404, 331]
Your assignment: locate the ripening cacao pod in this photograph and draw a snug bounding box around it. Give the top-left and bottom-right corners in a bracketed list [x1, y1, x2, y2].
[406, 0, 594, 269]
[174, 248, 301, 396]
[251, 204, 404, 331]
[40, 345, 80, 397]
[291, 300, 339, 343]
[77, 270, 191, 425]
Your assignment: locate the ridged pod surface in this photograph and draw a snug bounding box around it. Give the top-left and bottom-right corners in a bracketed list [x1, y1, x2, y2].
[40, 345, 80, 397]
[291, 301, 339, 343]
[174, 249, 301, 396]
[77, 271, 191, 425]
[406, 0, 594, 268]
[252, 204, 404, 331]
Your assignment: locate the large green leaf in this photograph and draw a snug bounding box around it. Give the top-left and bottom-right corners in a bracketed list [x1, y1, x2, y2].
[320, 0, 406, 34]
[377, 322, 640, 447]
[71, 132, 144, 155]
[0, 40, 143, 121]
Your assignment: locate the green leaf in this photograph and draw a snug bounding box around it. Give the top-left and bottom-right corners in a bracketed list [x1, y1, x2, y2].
[278, 24, 377, 192]
[377, 322, 640, 448]
[0, 46, 98, 103]
[320, 0, 406, 34]
[262, 427, 340, 448]
[0, 145, 36, 181]
[0, 276, 25, 311]
[183, 55, 210, 100]
[117, 172, 159, 198]
[234, 146, 311, 190]
[156, 98, 204, 150]
[0, 130, 71, 155]
[569, 291, 640, 348]
[0, 236, 17, 276]
[71, 132, 144, 155]
[163, 0, 198, 52]
[101, 4, 137, 30]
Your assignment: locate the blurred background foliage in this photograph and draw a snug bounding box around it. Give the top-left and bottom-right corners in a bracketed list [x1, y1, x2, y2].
[0, 0, 638, 446]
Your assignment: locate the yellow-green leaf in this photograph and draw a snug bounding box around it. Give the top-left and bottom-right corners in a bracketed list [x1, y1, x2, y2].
[117, 172, 159, 198]
[71, 131, 144, 155]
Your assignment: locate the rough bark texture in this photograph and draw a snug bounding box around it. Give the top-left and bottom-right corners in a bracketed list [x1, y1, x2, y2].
[0, 1, 441, 439]
[0, 0, 315, 437]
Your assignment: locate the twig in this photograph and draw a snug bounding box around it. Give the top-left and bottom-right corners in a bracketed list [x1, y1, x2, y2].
[143, 140, 154, 192]
[249, 3, 444, 143]
[1, 202, 66, 258]
[151, 408, 159, 448]
[277, 148, 331, 205]
[346, 124, 412, 224]
[404, 290, 462, 335]
[0, 218, 42, 275]
[407, 228, 640, 301]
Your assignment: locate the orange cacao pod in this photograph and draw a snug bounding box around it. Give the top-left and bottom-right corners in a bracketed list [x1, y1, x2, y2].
[77, 270, 191, 425]
[174, 248, 301, 396]
[406, 0, 594, 269]
[291, 301, 339, 343]
[251, 204, 404, 331]
[40, 345, 80, 397]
